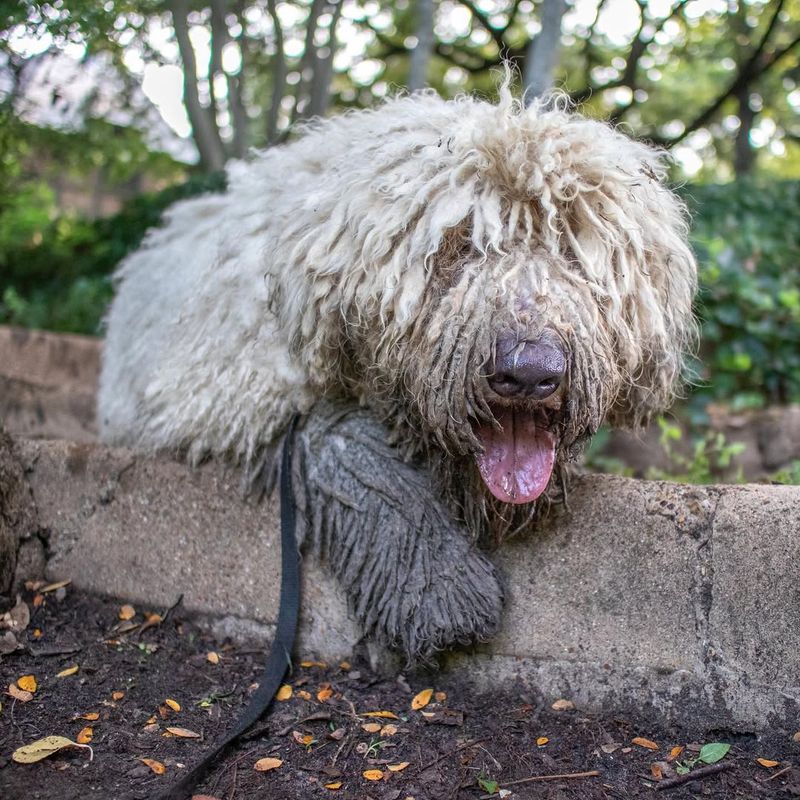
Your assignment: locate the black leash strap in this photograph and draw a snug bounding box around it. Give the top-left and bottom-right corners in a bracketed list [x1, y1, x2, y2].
[156, 416, 301, 799]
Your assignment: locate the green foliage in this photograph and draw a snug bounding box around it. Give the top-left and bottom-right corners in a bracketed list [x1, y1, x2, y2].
[683, 180, 800, 416]
[675, 742, 731, 775]
[769, 460, 800, 485]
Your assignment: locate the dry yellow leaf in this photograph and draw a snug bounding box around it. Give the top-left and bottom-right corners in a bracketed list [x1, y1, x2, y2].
[140, 757, 166, 775]
[17, 675, 37, 693]
[339, 661, 351, 671]
[276, 684, 293, 701]
[164, 698, 181, 712]
[146, 715, 157, 725]
[551, 699, 575, 711]
[166, 727, 201, 739]
[33, 628, 42, 638]
[363, 769, 385, 781]
[411, 688, 433, 711]
[434, 691, 447, 702]
[317, 685, 333, 702]
[757, 758, 779, 768]
[632, 737, 659, 751]
[300, 660, 327, 668]
[57, 665, 79, 678]
[254, 757, 283, 772]
[118, 604, 136, 620]
[77, 727, 93, 744]
[362, 722, 381, 733]
[8, 683, 33, 703]
[79, 712, 100, 721]
[793, 731, 800, 742]
[651, 763, 663, 780]
[143, 723, 159, 734]
[297, 690, 312, 701]
[12, 736, 91, 764]
[362, 710, 399, 719]
[324, 781, 343, 790]
[112, 691, 125, 701]
[33, 594, 44, 608]
[536, 737, 549, 746]
[381, 724, 398, 736]
[41, 580, 71, 593]
[668, 745, 684, 761]
[387, 762, 410, 772]
[206, 651, 220, 665]
[292, 731, 314, 746]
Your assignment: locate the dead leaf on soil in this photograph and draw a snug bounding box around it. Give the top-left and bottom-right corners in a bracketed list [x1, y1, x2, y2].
[667, 745, 684, 761]
[77, 727, 93, 744]
[650, 763, 663, 780]
[57, 665, 79, 678]
[254, 757, 283, 772]
[339, 661, 351, 671]
[8, 683, 33, 703]
[33, 594, 44, 608]
[411, 688, 433, 710]
[600, 744, 621, 754]
[387, 762, 410, 772]
[13, 735, 92, 764]
[206, 651, 220, 665]
[112, 691, 125, 701]
[76, 712, 100, 721]
[119, 604, 136, 621]
[434, 691, 447, 702]
[420, 708, 463, 726]
[324, 782, 343, 790]
[164, 698, 181, 712]
[292, 731, 315, 746]
[297, 690, 312, 701]
[140, 757, 166, 775]
[756, 758, 779, 768]
[300, 660, 327, 668]
[793, 732, 800, 742]
[363, 769, 385, 781]
[17, 675, 37, 693]
[165, 727, 201, 739]
[551, 699, 574, 711]
[328, 728, 346, 741]
[362, 723, 382, 733]
[362, 710, 399, 719]
[536, 737, 549, 746]
[381, 724, 398, 736]
[41, 580, 71, 594]
[317, 684, 333, 702]
[632, 737, 659, 751]
[276, 685, 293, 701]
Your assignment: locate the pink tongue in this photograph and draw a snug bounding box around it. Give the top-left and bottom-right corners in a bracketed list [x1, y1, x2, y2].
[474, 408, 557, 505]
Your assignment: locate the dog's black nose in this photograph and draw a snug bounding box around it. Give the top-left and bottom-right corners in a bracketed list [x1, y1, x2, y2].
[488, 334, 566, 400]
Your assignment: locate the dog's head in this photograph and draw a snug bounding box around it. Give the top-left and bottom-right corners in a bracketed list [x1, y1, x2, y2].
[280, 87, 697, 510]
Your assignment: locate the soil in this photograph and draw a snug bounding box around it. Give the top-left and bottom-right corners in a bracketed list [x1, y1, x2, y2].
[0, 588, 798, 800]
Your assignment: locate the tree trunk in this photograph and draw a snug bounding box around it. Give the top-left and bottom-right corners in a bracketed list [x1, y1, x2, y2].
[734, 83, 756, 176]
[309, 0, 344, 117]
[169, 0, 226, 171]
[265, 0, 287, 144]
[523, 0, 567, 103]
[408, 0, 435, 91]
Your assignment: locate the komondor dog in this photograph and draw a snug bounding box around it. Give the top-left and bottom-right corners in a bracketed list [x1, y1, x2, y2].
[99, 83, 697, 660]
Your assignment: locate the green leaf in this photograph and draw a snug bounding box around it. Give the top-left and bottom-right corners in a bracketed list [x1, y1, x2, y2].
[478, 776, 499, 793]
[675, 764, 690, 775]
[698, 742, 730, 764]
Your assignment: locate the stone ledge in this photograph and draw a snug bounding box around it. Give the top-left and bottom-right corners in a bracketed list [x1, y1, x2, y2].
[5, 435, 800, 730]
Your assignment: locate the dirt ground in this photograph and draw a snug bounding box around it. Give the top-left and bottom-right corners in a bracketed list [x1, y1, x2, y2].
[0, 587, 798, 800]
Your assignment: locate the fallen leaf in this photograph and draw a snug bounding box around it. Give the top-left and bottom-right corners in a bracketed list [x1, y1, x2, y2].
[632, 737, 659, 751]
[78, 712, 100, 721]
[387, 762, 410, 772]
[328, 728, 346, 740]
[621, 747, 632, 754]
[33, 629, 42, 638]
[362, 710, 398, 719]
[297, 690, 312, 701]
[324, 782, 343, 790]
[434, 691, 447, 702]
[667, 745, 684, 761]
[254, 757, 283, 772]
[33, 594, 44, 608]
[793, 732, 800, 743]
[478, 776, 499, 793]
[41, 580, 71, 593]
[650, 763, 663, 780]
[362, 723, 382, 733]
[276, 685, 293, 701]
[143, 723, 159, 734]
[166, 727, 201, 739]
[339, 661, 351, 671]
[57, 665, 79, 678]
[536, 736, 549, 746]
[17, 675, 37, 693]
[551, 699, 574, 711]
[119, 604, 136, 621]
[381, 724, 398, 736]
[164, 698, 181, 712]
[112, 691, 125, 701]
[600, 744, 620, 754]
[698, 742, 730, 764]
[300, 660, 327, 668]
[77, 727, 93, 744]
[8, 683, 33, 703]
[12, 736, 92, 763]
[141, 757, 166, 775]
[363, 769, 384, 781]
[146, 715, 157, 725]
[292, 731, 314, 746]
[206, 651, 220, 665]
[317, 685, 333, 702]
[411, 688, 433, 710]
[757, 758, 779, 768]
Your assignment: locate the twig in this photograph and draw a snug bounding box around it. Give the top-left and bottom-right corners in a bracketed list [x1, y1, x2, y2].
[654, 762, 733, 791]
[412, 738, 486, 775]
[476, 770, 601, 797]
[762, 765, 792, 783]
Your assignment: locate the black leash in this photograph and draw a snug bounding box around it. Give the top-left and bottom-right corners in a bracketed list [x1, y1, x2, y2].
[155, 416, 301, 799]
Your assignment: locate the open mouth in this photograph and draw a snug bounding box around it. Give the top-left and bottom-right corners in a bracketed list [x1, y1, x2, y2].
[473, 405, 558, 505]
